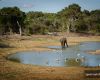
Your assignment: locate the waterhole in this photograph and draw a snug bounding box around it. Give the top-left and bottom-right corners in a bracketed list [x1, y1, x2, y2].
[8, 41, 100, 67]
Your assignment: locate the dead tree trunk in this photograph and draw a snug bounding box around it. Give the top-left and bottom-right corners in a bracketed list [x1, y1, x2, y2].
[17, 21, 22, 36]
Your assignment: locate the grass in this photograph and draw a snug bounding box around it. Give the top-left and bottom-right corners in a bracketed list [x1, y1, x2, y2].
[66, 58, 81, 66]
[32, 37, 59, 42]
[0, 72, 16, 79]
[7, 57, 20, 63]
[0, 43, 11, 48]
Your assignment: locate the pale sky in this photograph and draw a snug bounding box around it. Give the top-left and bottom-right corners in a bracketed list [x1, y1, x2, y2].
[0, 0, 100, 13]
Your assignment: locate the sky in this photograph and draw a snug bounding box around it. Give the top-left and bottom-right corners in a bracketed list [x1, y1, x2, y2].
[0, 0, 100, 13]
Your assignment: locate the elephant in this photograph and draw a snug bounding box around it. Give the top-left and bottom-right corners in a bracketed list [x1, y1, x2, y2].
[60, 37, 68, 48]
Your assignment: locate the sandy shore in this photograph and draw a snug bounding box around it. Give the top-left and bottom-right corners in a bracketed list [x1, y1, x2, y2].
[0, 35, 100, 80]
[88, 50, 100, 54]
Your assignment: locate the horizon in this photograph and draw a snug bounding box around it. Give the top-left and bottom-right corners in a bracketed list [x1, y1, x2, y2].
[0, 0, 100, 13]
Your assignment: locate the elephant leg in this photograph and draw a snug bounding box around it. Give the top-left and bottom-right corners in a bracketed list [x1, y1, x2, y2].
[61, 41, 65, 48]
[64, 40, 68, 47]
[61, 42, 63, 47]
[60, 37, 68, 48]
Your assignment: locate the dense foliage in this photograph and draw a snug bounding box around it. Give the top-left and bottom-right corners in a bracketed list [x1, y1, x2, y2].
[0, 7, 25, 35]
[0, 4, 100, 35]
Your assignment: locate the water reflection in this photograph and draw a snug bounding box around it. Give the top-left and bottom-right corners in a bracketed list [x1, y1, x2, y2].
[8, 41, 100, 67]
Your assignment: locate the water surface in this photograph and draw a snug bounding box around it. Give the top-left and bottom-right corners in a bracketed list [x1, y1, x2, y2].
[8, 41, 100, 67]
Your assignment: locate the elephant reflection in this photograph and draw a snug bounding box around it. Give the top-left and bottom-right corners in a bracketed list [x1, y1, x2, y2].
[60, 37, 68, 48]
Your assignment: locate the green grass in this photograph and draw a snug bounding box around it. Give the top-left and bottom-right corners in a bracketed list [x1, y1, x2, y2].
[7, 57, 20, 63]
[66, 58, 81, 66]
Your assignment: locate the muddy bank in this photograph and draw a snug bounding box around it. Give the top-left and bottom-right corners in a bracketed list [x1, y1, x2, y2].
[88, 50, 100, 55]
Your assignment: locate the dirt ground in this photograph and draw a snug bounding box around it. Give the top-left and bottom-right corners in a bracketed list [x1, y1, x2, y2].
[0, 34, 100, 80]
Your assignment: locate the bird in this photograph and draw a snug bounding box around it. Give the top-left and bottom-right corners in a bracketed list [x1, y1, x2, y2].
[77, 53, 80, 57]
[56, 59, 60, 61]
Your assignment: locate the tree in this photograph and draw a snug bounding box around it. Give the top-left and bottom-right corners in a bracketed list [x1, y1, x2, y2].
[0, 7, 26, 35]
[75, 19, 88, 32]
[57, 4, 81, 33]
[0, 4, 100, 36]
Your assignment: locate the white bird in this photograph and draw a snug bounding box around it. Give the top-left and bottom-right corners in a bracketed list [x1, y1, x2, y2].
[77, 53, 80, 57]
[56, 59, 60, 61]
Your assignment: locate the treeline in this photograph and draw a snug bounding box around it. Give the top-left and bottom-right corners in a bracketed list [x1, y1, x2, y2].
[0, 4, 100, 35]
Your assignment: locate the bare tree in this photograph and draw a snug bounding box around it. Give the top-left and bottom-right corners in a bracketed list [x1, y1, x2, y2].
[17, 21, 22, 36]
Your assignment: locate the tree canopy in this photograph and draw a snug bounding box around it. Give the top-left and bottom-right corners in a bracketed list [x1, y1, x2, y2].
[0, 7, 25, 35]
[0, 4, 100, 35]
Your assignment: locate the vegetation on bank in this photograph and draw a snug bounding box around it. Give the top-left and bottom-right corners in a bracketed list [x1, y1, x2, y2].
[0, 4, 100, 36]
